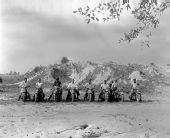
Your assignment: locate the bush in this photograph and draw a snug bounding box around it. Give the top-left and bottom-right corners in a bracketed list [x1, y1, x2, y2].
[33, 66, 42, 73]
[61, 57, 69, 64]
[0, 77, 3, 83]
[50, 67, 70, 81]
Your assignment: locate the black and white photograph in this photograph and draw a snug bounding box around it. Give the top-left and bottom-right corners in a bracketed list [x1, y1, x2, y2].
[0, 0, 170, 138]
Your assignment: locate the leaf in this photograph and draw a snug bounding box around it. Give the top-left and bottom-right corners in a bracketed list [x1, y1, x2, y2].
[87, 19, 90, 24]
[73, 11, 77, 13]
[103, 18, 106, 22]
[78, 8, 82, 12]
[87, 14, 90, 17]
[107, 3, 111, 7]
[91, 17, 95, 20]
[110, 9, 114, 14]
[126, 4, 131, 10]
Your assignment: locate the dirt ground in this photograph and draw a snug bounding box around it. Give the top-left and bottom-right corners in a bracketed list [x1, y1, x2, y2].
[0, 85, 170, 138]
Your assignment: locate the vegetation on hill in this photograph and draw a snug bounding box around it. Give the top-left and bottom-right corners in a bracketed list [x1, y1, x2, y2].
[61, 57, 70, 64]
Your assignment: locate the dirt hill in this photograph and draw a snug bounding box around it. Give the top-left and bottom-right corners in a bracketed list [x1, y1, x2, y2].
[0, 61, 166, 94]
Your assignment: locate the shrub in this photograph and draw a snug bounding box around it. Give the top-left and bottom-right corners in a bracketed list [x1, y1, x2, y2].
[50, 67, 71, 81]
[33, 66, 42, 73]
[61, 57, 69, 64]
[0, 77, 3, 83]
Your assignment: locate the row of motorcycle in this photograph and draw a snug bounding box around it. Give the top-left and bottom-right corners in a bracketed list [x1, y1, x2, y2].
[19, 87, 142, 102]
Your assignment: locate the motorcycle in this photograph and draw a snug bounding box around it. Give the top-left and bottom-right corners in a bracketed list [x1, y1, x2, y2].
[33, 88, 45, 102]
[20, 91, 31, 102]
[105, 90, 113, 102]
[113, 90, 124, 102]
[54, 87, 62, 102]
[98, 89, 110, 102]
[129, 89, 142, 102]
[112, 88, 124, 102]
[71, 89, 76, 102]
[84, 89, 95, 102]
[66, 88, 80, 102]
[66, 89, 72, 102]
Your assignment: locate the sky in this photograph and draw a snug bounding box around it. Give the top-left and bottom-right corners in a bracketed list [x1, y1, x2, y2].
[0, 0, 170, 73]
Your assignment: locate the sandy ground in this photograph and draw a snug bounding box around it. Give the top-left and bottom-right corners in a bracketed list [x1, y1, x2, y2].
[0, 85, 170, 138]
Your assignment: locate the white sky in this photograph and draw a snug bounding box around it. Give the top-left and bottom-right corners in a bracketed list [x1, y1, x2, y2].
[0, 0, 170, 73]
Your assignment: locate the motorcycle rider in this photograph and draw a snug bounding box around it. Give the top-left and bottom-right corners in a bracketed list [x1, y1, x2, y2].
[111, 79, 119, 92]
[101, 80, 110, 91]
[109, 80, 114, 90]
[129, 78, 141, 101]
[53, 77, 62, 88]
[18, 77, 31, 101]
[34, 78, 45, 101]
[48, 77, 62, 101]
[84, 79, 95, 101]
[67, 79, 79, 101]
[131, 78, 138, 93]
[110, 79, 120, 100]
[99, 80, 109, 101]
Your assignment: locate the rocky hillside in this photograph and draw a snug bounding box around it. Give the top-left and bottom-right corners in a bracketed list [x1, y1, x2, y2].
[1, 61, 166, 93]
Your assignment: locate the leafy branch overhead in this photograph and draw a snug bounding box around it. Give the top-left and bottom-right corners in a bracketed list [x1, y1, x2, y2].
[73, 0, 167, 47]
